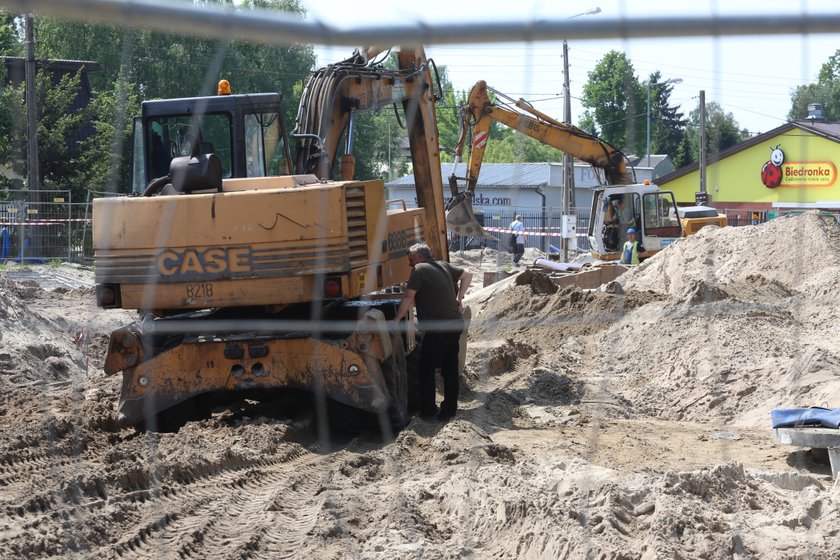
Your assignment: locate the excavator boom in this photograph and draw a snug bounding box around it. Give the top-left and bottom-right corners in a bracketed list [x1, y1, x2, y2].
[448, 80, 728, 263]
[447, 81, 633, 202]
[295, 46, 450, 259]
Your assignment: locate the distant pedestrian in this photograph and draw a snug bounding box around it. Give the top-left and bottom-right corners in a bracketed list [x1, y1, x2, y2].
[620, 228, 645, 265]
[508, 214, 525, 265]
[393, 243, 473, 421]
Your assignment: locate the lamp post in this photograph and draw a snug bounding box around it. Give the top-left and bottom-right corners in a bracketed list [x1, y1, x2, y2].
[561, 6, 600, 262]
[645, 77, 682, 167]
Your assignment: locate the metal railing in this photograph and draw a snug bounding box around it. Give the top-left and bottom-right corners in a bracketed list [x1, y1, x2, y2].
[0, 189, 78, 262]
[448, 206, 592, 257]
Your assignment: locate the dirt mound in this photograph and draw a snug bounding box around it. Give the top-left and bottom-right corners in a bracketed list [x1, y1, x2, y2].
[2, 240, 840, 559]
[621, 211, 840, 297]
[597, 212, 840, 428]
[473, 269, 663, 340]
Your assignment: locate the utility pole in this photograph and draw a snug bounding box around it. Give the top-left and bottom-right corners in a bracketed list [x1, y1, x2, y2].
[561, 39, 573, 262]
[24, 14, 41, 261]
[699, 90, 707, 199]
[559, 8, 600, 262]
[25, 14, 39, 202]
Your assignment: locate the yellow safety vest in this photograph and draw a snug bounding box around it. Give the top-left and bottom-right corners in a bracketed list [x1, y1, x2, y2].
[621, 241, 640, 264]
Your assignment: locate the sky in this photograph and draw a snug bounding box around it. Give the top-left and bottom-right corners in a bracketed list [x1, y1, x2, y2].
[299, 0, 840, 139]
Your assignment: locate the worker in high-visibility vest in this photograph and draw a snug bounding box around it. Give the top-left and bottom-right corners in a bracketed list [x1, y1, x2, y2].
[620, 228, 645, 265]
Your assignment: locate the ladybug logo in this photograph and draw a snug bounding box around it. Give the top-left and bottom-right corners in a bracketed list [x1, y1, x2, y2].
[761, 144, 784, 188]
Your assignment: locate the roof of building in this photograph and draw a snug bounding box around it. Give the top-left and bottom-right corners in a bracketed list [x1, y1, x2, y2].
[657, 120, 840, 185]
[387, 162, 553, 188]
[628, 154, 671, 168]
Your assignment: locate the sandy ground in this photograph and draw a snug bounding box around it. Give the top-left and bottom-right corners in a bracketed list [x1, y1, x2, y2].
[1, 212, 840, 558]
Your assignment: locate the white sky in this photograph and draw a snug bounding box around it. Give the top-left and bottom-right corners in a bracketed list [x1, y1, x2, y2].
[299, 0, 840, 137]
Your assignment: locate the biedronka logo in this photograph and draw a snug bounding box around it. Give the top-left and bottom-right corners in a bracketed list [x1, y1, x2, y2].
[760, 144, 837, 189]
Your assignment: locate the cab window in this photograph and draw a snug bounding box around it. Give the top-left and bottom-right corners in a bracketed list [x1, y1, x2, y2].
[643, 192, 682, 237]
[147, 113, 233, 179]
[245, 113, 287, 177]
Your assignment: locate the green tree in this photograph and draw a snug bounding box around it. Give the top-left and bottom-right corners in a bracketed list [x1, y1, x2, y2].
[646, 71, 686, 163]
[2, 1, 315, 196]
[789, 49, 840, 121]
[684, 101, 749, 165]
[0, 11, 22, 190]
[0, 10, 21, 55]
[581, 50, 646, 155]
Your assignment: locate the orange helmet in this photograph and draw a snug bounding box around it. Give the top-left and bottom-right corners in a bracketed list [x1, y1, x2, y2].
[217, 79, 231, 95]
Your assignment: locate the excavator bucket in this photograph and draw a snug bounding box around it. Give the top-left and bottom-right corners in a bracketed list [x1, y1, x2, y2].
[445, 193, 495, 239]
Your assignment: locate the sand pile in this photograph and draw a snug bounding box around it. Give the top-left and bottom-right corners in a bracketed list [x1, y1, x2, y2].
[620, 212, 840, 299]
[598, 212, 840, 428]
[2, 230, 840, 558]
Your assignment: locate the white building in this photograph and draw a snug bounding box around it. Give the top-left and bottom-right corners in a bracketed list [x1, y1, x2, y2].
[386, 159, 667, 212]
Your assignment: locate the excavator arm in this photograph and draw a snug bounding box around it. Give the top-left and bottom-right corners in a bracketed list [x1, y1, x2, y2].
[294, 46, 455, 259]
[448, 80, 634, 210]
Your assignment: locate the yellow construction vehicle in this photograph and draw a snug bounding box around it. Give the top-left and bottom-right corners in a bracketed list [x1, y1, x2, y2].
[446, 80, 725, 261]
[94, 47, 463, 428]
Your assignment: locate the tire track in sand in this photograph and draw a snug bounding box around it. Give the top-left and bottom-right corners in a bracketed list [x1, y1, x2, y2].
[110, 446, 326, 559]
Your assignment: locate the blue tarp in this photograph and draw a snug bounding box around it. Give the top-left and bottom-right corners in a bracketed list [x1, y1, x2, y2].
[0, 227, 9, 259]
[771, 408, 840, 429]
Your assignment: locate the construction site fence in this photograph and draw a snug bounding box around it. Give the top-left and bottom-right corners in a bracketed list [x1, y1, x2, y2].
[1, 191, 836, 265]
[449, 207, 592, 255]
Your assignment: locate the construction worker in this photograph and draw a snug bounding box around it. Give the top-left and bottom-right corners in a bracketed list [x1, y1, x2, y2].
[508, 214, 525, 265]
[620, 228, 645, 265]
[393, 243, 473, 422]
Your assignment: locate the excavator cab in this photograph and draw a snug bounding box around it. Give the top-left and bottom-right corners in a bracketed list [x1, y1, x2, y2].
[588, 185, 683, 260]
[130, 91, 292, 193]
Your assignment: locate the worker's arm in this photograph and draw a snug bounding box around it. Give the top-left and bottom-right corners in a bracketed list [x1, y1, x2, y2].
[393, 288, 417, 324]
[456, 271, 473, 311]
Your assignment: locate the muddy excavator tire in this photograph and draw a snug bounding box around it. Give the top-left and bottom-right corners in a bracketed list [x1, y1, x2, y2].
[382, 330, 409, 429]
[405, 331, 423, 411]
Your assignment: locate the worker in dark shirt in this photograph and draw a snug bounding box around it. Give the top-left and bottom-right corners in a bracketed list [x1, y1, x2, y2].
[393, 243, 473, 421]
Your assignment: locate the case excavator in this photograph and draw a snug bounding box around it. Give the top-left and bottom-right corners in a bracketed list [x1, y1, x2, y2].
[94, 47, 478, 428]
[446, 80, 726, 262]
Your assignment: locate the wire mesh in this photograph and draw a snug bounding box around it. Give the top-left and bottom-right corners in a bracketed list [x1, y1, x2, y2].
[0, 2, 838, 558]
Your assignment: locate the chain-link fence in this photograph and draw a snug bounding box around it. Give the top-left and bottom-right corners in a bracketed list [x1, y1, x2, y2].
[0, 189, 81, 262]
[449, 206, 592, 256]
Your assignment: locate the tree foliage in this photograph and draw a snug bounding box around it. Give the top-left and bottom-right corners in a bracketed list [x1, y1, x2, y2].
[789, 49, 840, 122]
[579, 52, 752, 171]
[581, 51, 645, 154]
[0, 1, 315, 199]
[684, 101, 749, 165]
[645, 70, 686, 164]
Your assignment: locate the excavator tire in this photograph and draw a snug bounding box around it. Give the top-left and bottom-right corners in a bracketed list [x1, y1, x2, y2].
[382, 330, 408, 429]
[405, 331, 423, 411]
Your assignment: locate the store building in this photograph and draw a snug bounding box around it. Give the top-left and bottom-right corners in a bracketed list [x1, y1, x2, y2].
[386, 159, 666, 212]
[657, 114, 840, 219]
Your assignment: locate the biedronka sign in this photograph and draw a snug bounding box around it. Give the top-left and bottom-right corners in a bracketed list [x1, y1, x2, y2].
[760, 144, 837, 188]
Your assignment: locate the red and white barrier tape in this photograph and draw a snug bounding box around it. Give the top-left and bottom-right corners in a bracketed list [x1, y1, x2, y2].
[483, 226, 570, 237]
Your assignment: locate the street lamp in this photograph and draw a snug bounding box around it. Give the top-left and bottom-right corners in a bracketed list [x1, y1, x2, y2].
[645, 77, 682, 167]
[561, 6, 600, 262]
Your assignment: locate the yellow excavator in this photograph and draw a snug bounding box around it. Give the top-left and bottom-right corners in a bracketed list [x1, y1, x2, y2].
[445, 80, 725, 261]
[94, 46, 475, 428]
